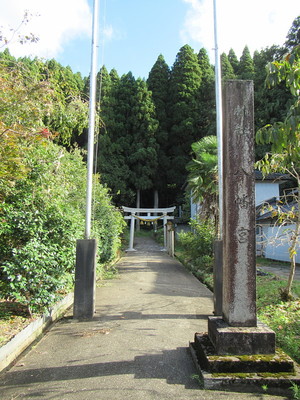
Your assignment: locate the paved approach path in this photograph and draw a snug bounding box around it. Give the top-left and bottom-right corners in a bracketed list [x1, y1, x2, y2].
[258, 262, 300, 281]
[0, 237, 289, 400]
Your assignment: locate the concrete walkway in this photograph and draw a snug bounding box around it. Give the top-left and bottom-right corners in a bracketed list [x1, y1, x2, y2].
[0, 237, 290, 399]
[258, 262, 300, 281]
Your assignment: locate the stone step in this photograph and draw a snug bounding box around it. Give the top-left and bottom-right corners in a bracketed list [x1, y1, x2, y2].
[193, 333, 295, 374]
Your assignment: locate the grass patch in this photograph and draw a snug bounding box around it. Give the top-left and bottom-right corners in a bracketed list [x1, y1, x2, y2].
[259, 299, 300, 363]
[257, 274, 300, 363]
[257, 274, 300, 309]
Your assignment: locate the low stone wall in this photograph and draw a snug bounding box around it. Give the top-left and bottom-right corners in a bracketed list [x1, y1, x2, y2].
[0, 293, 73, 372]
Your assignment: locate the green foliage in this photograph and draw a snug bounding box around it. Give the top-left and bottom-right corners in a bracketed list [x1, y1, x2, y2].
[228, 48, 239, 75]
[187, 136, 219, 234]
[1, 239, 73, 314]
[0, 55, 54, 132]
[0, 51, 88, 145]
[256, 45, 300, 299]
[91, 177, 125, 265]
[98, 71, 158, 205]
[168, 45, 202, 197]
[147, 54, 171, 202]
[176, 219, 214, 289]
[238, 46, 255, 80]
[256, 275, 300, 309]
[178, 219, 214, 269]
[290, 381, 300, 400]
[253, 45, 291, 160]
[259, 299, 300, 363]
[0, 139, 124, 314]
[197, 48, 216, 139]
[256, 266, 300, 365]
[285, 16, 300, 52]
[147, 54, 170, 130]
[221, 53, 236, 80]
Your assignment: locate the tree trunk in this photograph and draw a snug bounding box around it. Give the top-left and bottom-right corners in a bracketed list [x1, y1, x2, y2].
[282, 188, 300, 300]
[282, 235, 297, 300]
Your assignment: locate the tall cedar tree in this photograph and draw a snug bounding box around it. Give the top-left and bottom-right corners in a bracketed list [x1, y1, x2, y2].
[168, 45, 202, 202]
[228, 48, 239, 75]
[128, 77, 159, 195]
[98, 72, 158, 206]
[221, 53, 236, 80]
[238, 46, 255, 80]
[98, 129, 132, 205]
[147, 54, 171, 206]
[253, 47, 291, 125]
[284, 16, 300, 51]
[97, 70, 133, 205]
[197, 48, 216, 138]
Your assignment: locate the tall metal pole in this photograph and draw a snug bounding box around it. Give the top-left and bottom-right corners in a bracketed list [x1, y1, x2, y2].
[85, 0, 99, 239]
[213, 0, 223, 239]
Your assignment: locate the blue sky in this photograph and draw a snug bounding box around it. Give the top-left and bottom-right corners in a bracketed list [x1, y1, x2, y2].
[58, 0, 189, 78]
[1, 0, 299, 79]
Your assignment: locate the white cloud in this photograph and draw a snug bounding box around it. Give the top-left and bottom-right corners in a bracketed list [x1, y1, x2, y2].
[0, 0, 92, 59]
[181, 0, 299, 59]
[102, 24, 114, 41]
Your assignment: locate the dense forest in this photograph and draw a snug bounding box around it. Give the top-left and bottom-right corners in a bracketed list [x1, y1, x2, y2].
[1, 16, 300, 211]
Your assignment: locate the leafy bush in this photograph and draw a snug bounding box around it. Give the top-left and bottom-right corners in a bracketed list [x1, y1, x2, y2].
[176, 219, 215, 289]
[178, 219, 214, 267]
[0, 138, 124, 314]
[92, 178, 125, 266]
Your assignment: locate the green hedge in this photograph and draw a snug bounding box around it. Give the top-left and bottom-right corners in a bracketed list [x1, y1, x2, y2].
[0, 139, 125, 314]
[177, 219, 214, 288]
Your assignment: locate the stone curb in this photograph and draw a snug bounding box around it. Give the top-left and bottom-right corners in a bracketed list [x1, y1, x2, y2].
[0, 292, 74, 373]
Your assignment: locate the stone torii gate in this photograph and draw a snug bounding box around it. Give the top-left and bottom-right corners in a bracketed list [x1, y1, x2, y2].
[122, 206, 176, 251]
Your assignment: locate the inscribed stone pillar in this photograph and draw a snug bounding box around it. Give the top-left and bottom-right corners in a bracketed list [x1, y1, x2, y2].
[222, 80, 256, 327]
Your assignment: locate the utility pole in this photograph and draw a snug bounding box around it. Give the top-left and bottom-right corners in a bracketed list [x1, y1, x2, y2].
[213, 0, 224, 316]
[85, 0, 99, 239]
[74, 0, 99, 319]
[213, 0, 223, 239]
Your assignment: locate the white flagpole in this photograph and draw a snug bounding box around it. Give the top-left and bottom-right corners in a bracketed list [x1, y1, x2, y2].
[213, 0, 223, 239]
[85, 0, 99, 239]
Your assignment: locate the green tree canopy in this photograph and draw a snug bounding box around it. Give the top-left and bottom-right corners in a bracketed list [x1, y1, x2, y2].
[147, 54, 170, 204]
[168, 45, 202, 199]
[98, 72, 158, 205]
[221, 52, 236, 80]
[197, 48, 216, 138]
[285, 16, 300, 51]
[238, 45, 254, 80]
[228, 48, 239, 75]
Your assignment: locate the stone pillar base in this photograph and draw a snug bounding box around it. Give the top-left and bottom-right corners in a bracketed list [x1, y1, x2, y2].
[208, 316, 275, 355]
[189, 333, 300, 392]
